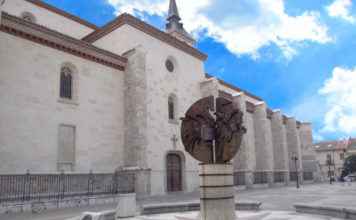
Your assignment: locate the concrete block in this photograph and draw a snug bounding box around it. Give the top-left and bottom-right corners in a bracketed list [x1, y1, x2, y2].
[115, 193, 137, 218]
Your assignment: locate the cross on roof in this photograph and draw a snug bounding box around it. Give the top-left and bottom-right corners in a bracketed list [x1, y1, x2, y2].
[171, 134, 179, 149]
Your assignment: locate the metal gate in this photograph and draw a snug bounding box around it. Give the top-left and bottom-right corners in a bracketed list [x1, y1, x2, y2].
[166, 154, 182, 192]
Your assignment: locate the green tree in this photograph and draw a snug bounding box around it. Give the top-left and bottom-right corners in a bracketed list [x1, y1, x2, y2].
[341, 155, 356, 178]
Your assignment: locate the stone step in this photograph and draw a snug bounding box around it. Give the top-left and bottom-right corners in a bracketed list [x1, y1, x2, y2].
[70, 201, 262, 220]
[294, 204, 356, 219]
[141, 201, 262, 215]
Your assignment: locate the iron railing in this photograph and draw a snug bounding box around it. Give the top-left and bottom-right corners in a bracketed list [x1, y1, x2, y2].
[303, 172, 313, 181]
[273, 172, 285, 183]
[253, 172, 268, 184]
[233, 172, 245, 186]
[0, 171, 135, 204]
[290, 172, 298, 181]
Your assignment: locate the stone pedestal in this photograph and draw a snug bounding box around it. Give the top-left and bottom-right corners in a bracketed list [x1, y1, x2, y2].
[115, 193, 137, 218]
[245, 171, 254, 189]
[267, 171, 274, 187]
[200, 164, 236, 220]
[284, 171, 290, 186]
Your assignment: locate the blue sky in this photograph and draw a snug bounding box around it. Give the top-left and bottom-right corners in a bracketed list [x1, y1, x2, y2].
[43, 0, 356, 142]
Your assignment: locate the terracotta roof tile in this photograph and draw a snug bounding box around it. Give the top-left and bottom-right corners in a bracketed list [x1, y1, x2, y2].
[25, 0, 98, 30]
[82, 13, 207, 61]
[313, 140, 348, 151]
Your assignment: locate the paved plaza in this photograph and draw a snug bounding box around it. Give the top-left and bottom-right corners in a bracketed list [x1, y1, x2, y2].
[1, 183, 356, 220]
[123, 211, 343, 220]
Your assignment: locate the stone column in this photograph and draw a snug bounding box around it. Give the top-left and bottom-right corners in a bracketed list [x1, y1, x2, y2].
[253, 102, 274, 187]
[123, 47, 149, 196]
[299, 122, 314, 156]
[286, 117, 303, 184]
[271, 110, 290, 185]
[200, 164, 236, 220]
[232, 93, 255, 189]
[299, 122, 320, 182]
[200, 77, 220, 98]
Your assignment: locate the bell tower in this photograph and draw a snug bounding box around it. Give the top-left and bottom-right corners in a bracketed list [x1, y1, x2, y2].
[165, 0, 196, 46]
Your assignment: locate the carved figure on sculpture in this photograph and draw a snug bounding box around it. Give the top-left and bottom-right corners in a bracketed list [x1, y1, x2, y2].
[181, 96, 246, 164]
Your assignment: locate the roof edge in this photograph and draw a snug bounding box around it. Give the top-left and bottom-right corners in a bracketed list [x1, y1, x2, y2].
[82, 13, 207, 61]
[206, 73, 307, 124]
[205, 73, 263, 101]
[25, 0, 99, 30]
[1, 12, 127, 71]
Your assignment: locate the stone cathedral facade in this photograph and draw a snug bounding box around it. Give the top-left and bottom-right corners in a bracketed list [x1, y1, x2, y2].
[0, 0, 319, 196]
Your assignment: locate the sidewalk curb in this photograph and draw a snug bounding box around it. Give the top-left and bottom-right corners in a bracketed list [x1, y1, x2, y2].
[294, 204, 356, 219]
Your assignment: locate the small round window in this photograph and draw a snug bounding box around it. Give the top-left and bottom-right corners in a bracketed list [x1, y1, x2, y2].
[165, 59, 174, 72]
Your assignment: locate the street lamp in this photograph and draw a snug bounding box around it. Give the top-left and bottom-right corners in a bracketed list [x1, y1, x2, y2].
[291, 153, 299, 189]
[326, 154, 333, 185]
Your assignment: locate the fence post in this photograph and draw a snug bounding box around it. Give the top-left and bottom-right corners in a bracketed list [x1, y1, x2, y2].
[60, 170, 65, 200]
[25, 170, 31, 202]
[87, 170, 93, 196]
[113, 171, 118, 194]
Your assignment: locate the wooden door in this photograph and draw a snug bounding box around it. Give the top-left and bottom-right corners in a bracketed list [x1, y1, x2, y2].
[167, 154, 182, 192]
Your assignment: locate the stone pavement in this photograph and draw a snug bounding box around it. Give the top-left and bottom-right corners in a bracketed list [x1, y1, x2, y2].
[1, 183, 355, 220]
[123, 211, 343, 220]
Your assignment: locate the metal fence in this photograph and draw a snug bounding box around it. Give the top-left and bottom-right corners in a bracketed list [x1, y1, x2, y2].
[303, 172, 313, 181]
[0, 171, 135, 204]
[253, 172, 268, 184]
[233, 172, 245, 186]
[290, 172, 298, 181]
[273, 172, 285, 183]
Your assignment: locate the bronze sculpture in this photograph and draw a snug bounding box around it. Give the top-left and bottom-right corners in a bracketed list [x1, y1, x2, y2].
[181, 96, 246, 164]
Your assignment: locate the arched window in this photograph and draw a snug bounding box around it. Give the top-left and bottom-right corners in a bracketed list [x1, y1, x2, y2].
[21, 12, 36, 23]
[168, 95, 175, 120]
[60, 66, 73, 99]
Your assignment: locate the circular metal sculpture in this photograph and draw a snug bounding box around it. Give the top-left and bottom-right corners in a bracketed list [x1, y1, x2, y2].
[181, 96, 246, 164]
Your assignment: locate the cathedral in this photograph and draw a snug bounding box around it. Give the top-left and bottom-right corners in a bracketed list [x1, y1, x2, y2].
[0, 0, 319, 196]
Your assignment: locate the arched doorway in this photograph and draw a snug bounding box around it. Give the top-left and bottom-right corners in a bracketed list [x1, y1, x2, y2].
[166, 153, 183, 192]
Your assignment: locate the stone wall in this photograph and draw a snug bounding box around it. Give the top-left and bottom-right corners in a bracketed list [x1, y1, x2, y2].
[0, 195, 121, 215]
[2, 0, 94, 39]
[253, 103, 274, 186]
[271, 110, 290, 184]
[286, 117, 303, 182]
[122, 47, 148, 169]
[218, 83, 309, 187]
[93, 24, 205, 195]
[232, 94, 255, 188]
[0, 31, 125, 173]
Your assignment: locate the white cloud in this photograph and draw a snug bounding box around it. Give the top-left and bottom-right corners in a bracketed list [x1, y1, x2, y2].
[107, 0, 167, 17]
[319, 67, 356, 135]
[288, 66, 356, 140]
[288, 93, 327, 142]
[326, 0, 355, 23]
[313, 131, 325, 142]
[105, 0, 331, 59]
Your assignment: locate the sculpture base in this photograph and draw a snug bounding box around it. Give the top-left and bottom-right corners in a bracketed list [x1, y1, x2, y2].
[200, 164, 236, 220]
[115, 193, 137, 218]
